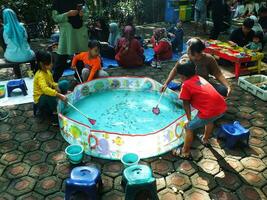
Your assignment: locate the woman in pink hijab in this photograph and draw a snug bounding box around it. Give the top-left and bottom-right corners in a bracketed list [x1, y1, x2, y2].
[115, 26, 144, 67]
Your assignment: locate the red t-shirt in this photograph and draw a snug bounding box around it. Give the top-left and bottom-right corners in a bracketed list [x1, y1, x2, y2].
[179, 75, 227, 119]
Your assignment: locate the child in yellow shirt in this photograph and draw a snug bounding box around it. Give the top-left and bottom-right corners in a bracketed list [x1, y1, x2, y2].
[33, 51, 68, 115]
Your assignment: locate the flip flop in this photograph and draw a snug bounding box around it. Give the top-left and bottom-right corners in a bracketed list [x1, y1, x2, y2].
[172, 148, 193, 161]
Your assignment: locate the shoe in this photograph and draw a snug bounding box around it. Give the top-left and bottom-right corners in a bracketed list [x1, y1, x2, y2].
[0, 109, 9, 121]
[151, 61, 157, 68]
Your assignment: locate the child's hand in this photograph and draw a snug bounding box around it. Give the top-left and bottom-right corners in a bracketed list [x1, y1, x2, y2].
[79, 10, 83, 17]
[57, 93, 67, 102]
[160, 84, 168, 93]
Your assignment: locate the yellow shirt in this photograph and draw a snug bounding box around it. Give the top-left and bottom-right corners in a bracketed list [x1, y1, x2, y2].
[33, 70, 58, 103]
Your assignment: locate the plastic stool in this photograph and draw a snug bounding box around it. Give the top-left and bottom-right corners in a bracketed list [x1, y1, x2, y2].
[65, 166, 102, 200]
[167, 81, 181, 91]
[218, 121, 250, 149]
[122, 165, 159, 200]
[7, 79, 28, 97]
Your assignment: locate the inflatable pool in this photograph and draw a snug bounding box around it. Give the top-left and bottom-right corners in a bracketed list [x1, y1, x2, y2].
[58, 77, 197, 160]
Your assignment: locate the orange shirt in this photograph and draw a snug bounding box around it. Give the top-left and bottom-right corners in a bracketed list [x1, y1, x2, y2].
[71, 52, 102, 82]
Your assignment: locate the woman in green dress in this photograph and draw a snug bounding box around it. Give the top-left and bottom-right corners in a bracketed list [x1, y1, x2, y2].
[52, 0, 89, 82]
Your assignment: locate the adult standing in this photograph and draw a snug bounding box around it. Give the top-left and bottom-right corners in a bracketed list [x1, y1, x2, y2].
[52, 0, 89, 82]
[209, 0, 224, 39]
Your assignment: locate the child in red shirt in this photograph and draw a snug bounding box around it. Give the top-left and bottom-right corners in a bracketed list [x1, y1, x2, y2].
[172, 61, 227, 160]
[72, 40, 108, 82]
[151, 28, 172, 68]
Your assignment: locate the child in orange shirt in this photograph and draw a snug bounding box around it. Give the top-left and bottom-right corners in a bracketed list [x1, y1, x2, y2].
[71, 40, 109, 82]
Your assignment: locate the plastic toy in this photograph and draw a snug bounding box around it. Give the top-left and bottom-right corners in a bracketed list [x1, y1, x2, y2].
[217, 121, 250, 148]
[65, 144, 84, 164]
[121, 153, 140, 168]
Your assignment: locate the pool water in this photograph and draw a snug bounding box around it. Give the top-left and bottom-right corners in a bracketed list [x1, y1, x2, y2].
[64, 90, 184, 134]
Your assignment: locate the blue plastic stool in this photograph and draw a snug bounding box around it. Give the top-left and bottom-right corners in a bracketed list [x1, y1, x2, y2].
[7, 79, 28, 97]
[65, 166, 102, 200]
[122, 165, 159, 200]
[218, 121, 250, 149]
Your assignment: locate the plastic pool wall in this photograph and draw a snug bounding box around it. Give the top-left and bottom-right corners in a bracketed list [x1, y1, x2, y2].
[57, 77, 197, 160]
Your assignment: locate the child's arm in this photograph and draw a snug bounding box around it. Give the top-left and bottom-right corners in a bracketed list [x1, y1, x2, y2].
[87, 68, 98, 82]
[183, 100, 192, 121]
[71, 53, 82, 69]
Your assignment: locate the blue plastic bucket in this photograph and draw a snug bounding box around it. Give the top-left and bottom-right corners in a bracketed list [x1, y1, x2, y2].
[121, 153, 140, 168]
[65, 144, 84, 164]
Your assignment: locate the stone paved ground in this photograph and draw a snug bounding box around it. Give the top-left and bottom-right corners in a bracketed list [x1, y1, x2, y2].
[1, 23, 267, 200]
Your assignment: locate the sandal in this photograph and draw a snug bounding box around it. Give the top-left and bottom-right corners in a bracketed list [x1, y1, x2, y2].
[172, 148, 193, 160]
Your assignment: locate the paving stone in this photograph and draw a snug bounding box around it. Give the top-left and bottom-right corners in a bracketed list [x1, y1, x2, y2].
[249, 137, 267, 148]
[18, 140, 41, 153]
[46, 192, 64, 200]
[0, 164, 5, 176]
[241, 157, 266, 172]
[0, 131, 14, 142]
[263, 169, 267, 180]
[250, 127, 267, 138]
[41, 139, 62, 153]
[191, 172, 217, 191]
[198, 159, 220, 175]
[35, 176, 62, 196]
[23, 150, 47, 165]
[240, 169, 267, 188]
[239, 119, 252, 128]
[54, 162, 71, 179]
[251, 119, 267, 128]
[191, 149, 203, 161]
[201, 148, 219, 161]
[7, 176, 36, 197]
[17, 192, 44, 200]
[1, 150, 23, 165]
[0, 192, 15, 200]
[236, 111, 253, 120]
[5, 162, 30, 179]
[238, 106, 255, 113]
[226, 106, 239, 114]
[102, 190, 125, 200]
[14, 131, 34, 142]
[237, 185, 266, 200]
[224, 113, 236, 121]
[0, 177, 10, 193]
[8, 116, 26, 124]
[184, 188, 211, 200]
[158, 188, 183, 200]
[30, 123, 49, 132]
[161, 152, 178, 162]
[29, 163, 53, 179]
[151, 159, 174, 176]
[166, 172, 191, 191]
[103, 161, 123, 178]
[0, 123, 11, 131]
[174, 160, 198, 176]
[101, 175, 113, 193]
[222, 157, 244, 172]
[224, 149, 246, 160]
[156, 177, 166, 191]
[207, 138, 224, 149]
[47, 151, 67, 165]
[214, 171, 242, 191]
[251, 111, 266, 119]
[263, 185, 267, 197]
[210, 187, 239, 200]
[114, 176, 124, 192]
[244, 146, 266, 159]
[12, 123, 30, 132]
[0, 141, 19, 154]
[34, 131, 56, 142]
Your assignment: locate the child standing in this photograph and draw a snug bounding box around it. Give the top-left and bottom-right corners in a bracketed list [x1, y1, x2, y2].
[33, 51, 68, 115]
[245, 31, 263, 51]
[168, 21, 184, 54]
[151, 28, 172, 68]
[172, 61, 227, 160]
[71, 40, 109, 82]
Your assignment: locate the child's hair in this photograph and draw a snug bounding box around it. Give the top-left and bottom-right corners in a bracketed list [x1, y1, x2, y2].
[243, 18, 254, 29]
[187, 38, 206, 55]
[177, 61, 196, 78]
[253, 31, 263, 41]
[88, 40, 101, 49]
[34, 50, 52, 73]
